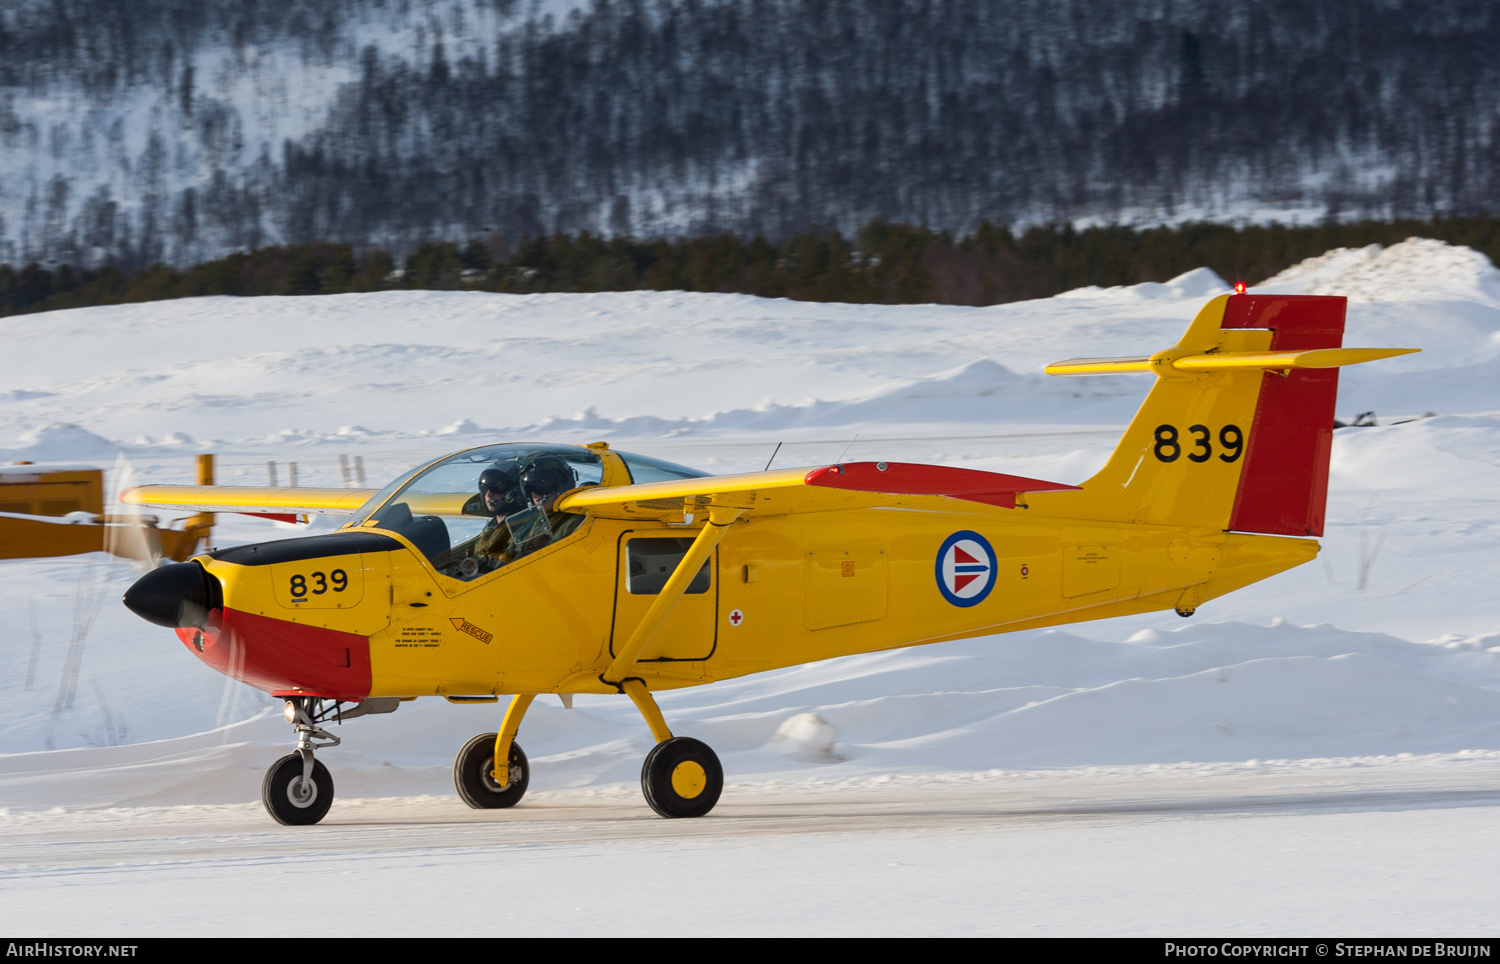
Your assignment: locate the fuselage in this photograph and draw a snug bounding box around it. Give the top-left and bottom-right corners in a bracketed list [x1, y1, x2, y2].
[167, 494, 1315, 701]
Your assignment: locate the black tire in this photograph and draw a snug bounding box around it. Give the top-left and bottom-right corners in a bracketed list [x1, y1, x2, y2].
[641, 737, 723, 818]
[262, 753, 334, 826]
[453, 733, 530, 809]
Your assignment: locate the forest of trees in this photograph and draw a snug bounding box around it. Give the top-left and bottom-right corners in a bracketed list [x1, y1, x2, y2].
[3, 1, 1500, 268]
[8, 217, 1500, 318]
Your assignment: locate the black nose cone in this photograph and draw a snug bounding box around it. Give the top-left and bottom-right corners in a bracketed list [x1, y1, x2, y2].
[123, 562, 216, 628]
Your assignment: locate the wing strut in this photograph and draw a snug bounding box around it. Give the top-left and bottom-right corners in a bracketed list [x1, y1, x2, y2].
[600, 506, 744, 741]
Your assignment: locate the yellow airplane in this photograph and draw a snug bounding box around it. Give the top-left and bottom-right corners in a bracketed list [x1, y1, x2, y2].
[121, 293, 1415, 825]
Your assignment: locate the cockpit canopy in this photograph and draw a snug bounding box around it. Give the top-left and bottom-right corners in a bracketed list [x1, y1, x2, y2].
[342, 443, 708, 581]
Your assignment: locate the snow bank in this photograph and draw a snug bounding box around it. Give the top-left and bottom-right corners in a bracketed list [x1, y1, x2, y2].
[1258, 237, 1500, 304]
[1, 423, 119, 462]
[1055, 266, 1232, 302]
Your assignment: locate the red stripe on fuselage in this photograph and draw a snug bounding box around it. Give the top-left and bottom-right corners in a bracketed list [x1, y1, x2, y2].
[175, 608, 372, 701]
[1220, 294, 1346, 537]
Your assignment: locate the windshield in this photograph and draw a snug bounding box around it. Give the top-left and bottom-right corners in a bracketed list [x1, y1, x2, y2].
[342, 443, 713, 582]
[347, 444, 605, 581]
[345, 463, 430, 528]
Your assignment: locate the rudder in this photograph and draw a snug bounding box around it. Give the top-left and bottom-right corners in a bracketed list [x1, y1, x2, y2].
[1220, 295, 1345, 536]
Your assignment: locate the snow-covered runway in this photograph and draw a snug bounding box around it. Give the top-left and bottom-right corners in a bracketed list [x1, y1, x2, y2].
[6, 758, 1500, 936]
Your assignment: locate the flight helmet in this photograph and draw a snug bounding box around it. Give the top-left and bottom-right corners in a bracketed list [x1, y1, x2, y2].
[477, 466, 524, 514]
[520, 456, 576, 504]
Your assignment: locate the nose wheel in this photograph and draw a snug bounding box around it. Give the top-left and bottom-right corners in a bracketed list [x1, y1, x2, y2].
[263, 752, 335, 825]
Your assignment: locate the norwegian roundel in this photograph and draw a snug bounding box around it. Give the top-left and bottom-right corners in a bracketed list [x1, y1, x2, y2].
[935, 530, 997, 607]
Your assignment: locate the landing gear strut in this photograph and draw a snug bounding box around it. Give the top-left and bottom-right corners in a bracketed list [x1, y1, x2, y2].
[602, 506, 742, 819]
[619, 678, 725, 818]
[448, 508, 743, 820]
[454, 694, 534, 810]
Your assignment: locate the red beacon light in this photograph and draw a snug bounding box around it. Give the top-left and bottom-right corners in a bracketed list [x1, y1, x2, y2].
[1233, 281, 1247, 294]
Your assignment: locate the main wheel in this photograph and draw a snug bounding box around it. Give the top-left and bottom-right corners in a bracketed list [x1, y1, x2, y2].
[262, 753, 334, 826]
[453, 733, 530, 809]
[641, 737, 723, 818]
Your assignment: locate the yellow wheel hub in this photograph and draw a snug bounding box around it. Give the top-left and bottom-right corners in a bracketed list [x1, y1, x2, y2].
[670, 760, 707, 798]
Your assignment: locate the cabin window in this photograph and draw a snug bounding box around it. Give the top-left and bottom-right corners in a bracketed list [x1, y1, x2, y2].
[627, 538, 711, 595]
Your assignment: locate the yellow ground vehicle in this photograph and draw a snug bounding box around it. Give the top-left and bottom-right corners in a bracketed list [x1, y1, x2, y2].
[1, 457, 212, 564]
[122, 293, 1414, 825]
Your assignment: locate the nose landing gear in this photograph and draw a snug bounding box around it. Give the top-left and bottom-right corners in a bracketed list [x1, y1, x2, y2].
[262, 697, 342, 826]
[260, 695, 400, 826]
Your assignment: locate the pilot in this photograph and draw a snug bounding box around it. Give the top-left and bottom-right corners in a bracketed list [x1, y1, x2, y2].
[479, 467, 523, 520]
[472, 467, 524, 562]
[520, 457, 575, 514]
[467, 457, 583, 568]
[510, 456, 585, 554]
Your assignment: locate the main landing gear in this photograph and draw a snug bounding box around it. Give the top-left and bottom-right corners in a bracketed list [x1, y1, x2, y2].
[453, 682, 726, 819]
[621, 678, 723, 817]
[453, 733, 530, 808]
[261, 695, 400, 826]
[641, 736, 723, 818]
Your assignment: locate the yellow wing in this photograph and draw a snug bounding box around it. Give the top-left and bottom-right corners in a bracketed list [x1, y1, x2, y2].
[558, 462, 1079, 521]
[124, 463, 1080, 524]
[121, 485, 380, 517]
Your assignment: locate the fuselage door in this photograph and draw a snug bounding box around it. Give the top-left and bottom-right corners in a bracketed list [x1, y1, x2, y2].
[610, 532, 717, 662]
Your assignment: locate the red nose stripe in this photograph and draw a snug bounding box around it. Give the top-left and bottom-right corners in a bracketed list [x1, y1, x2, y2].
[176, 609, 373, 702]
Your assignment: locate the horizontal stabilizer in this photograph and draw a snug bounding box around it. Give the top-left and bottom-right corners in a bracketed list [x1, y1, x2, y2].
[1046, 347, 1418, 376]
[1042, 355, 1153, 375]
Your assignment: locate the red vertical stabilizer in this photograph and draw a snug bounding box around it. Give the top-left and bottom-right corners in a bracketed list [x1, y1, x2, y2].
[1221, 294, 1347, 537]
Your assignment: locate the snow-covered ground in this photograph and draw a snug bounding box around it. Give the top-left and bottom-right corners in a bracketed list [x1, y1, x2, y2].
[1, 238, 1498, 935]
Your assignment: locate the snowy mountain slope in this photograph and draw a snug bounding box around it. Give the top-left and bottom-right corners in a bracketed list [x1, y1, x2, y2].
[6, 2, 1500, 263]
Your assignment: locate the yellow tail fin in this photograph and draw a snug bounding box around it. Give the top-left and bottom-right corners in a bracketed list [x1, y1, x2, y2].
[1031, 293, 1416, 536]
